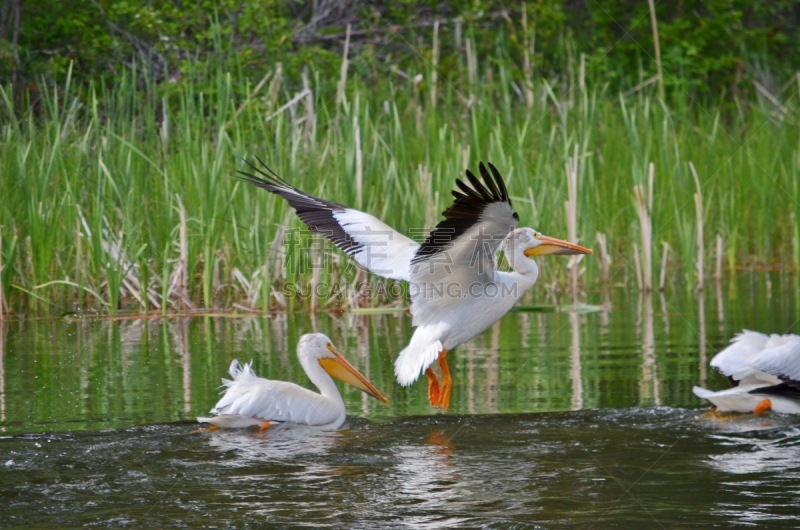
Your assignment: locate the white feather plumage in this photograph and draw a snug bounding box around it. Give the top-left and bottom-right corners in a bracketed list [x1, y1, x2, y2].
[694, 330, 800, 414]
[198, 334, 386, 430]
[238, 160, 591, 407]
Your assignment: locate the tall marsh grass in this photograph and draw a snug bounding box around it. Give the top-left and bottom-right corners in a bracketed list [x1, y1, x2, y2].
[1, 39, 798, 316]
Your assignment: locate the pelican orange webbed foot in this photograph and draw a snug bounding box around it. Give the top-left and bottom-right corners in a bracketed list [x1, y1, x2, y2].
[192, 425, 219, 434]
[437, 350, 452, 410]
[426, 367, 440, 407]
[754, 398, 772, 414]
[425, 350, 452, 409]
[239, 159, 592, 410]
[197, 333, 388, 430]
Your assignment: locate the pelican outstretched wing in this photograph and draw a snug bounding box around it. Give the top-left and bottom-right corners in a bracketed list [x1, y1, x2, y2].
[238, 158, 419, 281]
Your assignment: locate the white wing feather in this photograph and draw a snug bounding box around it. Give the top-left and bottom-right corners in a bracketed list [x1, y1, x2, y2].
[746, 337, 800, 382]
[332, 209, 419, 281]
[237, 160, 418, 281]
[709, 330, 800, 385]
[696, 330, 800, 414]
[709, 330, 769, 378]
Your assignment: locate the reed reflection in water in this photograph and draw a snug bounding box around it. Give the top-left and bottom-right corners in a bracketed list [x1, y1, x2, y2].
[1, 273, 799, 433]
[1, 273, 800, 526]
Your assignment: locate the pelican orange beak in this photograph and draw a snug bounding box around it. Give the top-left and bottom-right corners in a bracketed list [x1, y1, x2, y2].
[524, 235, 593, 257]
[320, 344, 389, 403]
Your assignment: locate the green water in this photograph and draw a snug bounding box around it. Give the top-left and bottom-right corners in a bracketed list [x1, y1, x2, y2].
[2, 272, 800, 527]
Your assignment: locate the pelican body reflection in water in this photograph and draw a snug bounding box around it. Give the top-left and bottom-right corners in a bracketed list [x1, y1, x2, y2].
[198, 333, 388, 430]
[237, 159, 592, 409]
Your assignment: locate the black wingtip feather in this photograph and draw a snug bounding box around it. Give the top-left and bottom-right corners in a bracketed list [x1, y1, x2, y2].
[487, 162, 509, 201]
[450, 161, 512, 215]
[412, 161, 518, 263]
[236, 156, 291, 190]
[467, 169, 490, 199]
[480, 162, 502, 200]
[235, 157, 362, 257]
[456, 174, 482, 201]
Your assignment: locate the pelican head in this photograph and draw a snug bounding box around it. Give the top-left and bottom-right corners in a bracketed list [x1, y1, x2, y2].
[298, 333, 389, 403]
[504, 227, 593, 258]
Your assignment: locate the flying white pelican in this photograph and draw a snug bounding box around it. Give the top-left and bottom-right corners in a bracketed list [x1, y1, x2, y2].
[238, 158, 592, 409]
[198, 333, 388, 430]
[693, 330, 800, 414]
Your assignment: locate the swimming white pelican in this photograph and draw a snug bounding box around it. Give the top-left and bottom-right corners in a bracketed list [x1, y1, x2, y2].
[693, 330, 800, 414]
[238, 158, 592, 409]
[198, 333, 388, 430]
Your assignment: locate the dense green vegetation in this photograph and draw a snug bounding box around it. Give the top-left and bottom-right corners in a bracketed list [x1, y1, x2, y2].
[1, 2, 798, 316]
[5, 1, 800, 100]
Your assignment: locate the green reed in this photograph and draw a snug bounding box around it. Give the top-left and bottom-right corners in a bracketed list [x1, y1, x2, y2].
[1, 37, 798, 316]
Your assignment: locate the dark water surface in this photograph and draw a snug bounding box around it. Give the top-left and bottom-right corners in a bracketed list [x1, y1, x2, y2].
[4, 411, 800, 528]
[2, 273, 800, 527]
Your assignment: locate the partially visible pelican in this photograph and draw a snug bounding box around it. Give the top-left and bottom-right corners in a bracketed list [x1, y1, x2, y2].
[693, 330, 800, 414]
[198, 333, 388, 430]
[238, 159, 592, 410]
